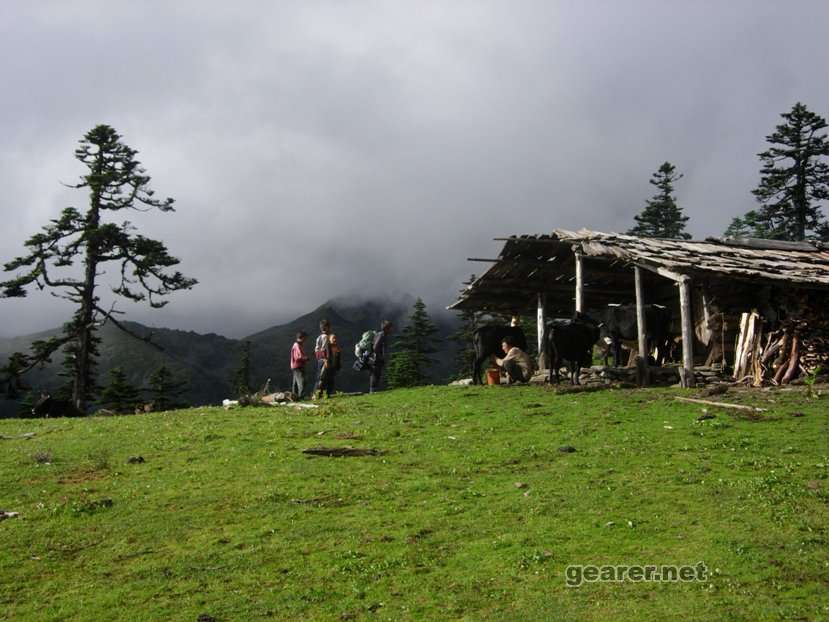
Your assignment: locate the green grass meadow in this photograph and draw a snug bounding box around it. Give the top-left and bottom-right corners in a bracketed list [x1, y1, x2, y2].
[1, 385, 828, 621]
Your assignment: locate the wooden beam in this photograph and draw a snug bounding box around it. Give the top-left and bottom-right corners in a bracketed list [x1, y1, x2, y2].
[456, 282, 631, 297]
[574, 251, 584, 313]
[634, 266, 648, 359]
[678, 275, 696, 387]
[633, 262, 685, 282]
[537, 292, 546, 368]
[634, 266, 649, 386]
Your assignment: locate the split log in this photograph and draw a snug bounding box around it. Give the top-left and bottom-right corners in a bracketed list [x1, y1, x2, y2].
[762, 330, 784, 364]
[781, 334, 801, 385]
[0, 433, 35, 440]
[674, 396, 766, 412]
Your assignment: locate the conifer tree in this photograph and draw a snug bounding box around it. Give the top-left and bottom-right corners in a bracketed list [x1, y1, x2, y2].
[628, 162, 690, 239]
[233, 341, 253, 397]
[99, 367, 141, 413]
[17, 391, 35, 418]
[1, 352, 29, 400]
[726, 102, 829, 241]
[387, 298, 439, 388]
[0, 125, 197, 412]
[148, 365, 188, 411]
[449, 275, 479, 379]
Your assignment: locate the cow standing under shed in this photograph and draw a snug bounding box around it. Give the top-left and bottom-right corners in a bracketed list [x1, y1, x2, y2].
[595, 304, 673, 367]
[471, 325, 528, 384]
[542, 314, 601, 384]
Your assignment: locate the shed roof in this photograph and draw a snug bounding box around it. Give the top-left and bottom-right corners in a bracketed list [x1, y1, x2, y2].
[449, 229, 829, 313]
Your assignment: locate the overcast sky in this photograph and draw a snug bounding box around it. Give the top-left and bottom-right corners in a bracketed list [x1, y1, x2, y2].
[1, 0, 828, 337]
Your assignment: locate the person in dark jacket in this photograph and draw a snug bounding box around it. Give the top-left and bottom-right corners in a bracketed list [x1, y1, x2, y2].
[316, 333, 342, 399]
[369, 320, 393, 393]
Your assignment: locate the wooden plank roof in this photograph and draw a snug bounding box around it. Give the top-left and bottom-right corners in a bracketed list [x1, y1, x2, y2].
[449, 229, 829, 313]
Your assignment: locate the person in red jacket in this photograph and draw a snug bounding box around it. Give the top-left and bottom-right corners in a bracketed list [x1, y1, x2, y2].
[290, 331, 310, 399]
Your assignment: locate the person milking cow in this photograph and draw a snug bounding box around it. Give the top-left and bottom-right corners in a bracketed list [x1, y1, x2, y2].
[494, 318, 535, 384]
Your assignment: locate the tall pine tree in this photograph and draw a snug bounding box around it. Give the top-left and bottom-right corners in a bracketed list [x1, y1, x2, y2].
[99, 368, 141, 414]
[387, 298, 439, 388]
[628, 162, 690, 239]
[148, 366, 188, 411]
[0, 125, 197, 412]
[726, 102, 829, 241]
[232, 341, 253, 397]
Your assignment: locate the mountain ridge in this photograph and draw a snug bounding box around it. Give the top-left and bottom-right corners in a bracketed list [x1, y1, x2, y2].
[0, 296, 459, 417]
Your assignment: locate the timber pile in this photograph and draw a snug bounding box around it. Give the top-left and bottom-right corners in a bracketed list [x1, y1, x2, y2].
[569, 365, 728, 387]
[732, 311, 829, 385]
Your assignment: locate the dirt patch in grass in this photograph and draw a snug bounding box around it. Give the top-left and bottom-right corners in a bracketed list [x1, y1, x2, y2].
[58, 468, 106, 485]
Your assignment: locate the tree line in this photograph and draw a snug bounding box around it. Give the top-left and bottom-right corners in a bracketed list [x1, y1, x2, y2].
[628, 102, 829, 242]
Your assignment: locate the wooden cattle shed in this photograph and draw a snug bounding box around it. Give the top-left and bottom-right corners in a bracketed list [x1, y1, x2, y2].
[449, 229, 829, 387]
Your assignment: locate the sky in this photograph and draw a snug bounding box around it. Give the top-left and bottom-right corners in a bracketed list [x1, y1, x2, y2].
[1, 0, 828, 337]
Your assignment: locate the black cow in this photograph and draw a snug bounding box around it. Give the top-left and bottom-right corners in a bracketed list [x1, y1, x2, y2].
[471, 325, 528, 384]
[542, 313, 601, 384]
[595, 304, 673, 367]
[32, 394, 83, 418]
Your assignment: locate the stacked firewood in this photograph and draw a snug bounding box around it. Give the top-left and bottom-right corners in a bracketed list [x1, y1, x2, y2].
[733, 311, 829, 385]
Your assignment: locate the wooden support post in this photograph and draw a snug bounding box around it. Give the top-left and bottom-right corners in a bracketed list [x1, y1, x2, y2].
[678, 275, 695, 388]
[634, 266, 649, 386]
[634, 266, 647, 360]
[574, 251, 584, 314]
[537, 292, 546, 368]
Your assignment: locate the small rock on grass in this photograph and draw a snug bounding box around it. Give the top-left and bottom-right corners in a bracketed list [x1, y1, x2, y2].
[790, 411, 806, 418]
[127, 456, 145, 464]
[514, 482, 528, 489]
[558, 445, 577, 453]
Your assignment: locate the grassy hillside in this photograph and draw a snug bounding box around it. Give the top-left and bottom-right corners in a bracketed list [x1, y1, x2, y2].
[1, 385, 827, 620]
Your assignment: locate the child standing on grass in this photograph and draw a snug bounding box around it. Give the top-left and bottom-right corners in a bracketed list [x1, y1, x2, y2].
[314, 319, 331, 394]
[316, 333, 342, 399]
[290, 331, 310, 399]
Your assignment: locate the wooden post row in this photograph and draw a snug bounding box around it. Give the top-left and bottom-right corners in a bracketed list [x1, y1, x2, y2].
[574, 251, 584, 314]
[678, 275, 695, 388]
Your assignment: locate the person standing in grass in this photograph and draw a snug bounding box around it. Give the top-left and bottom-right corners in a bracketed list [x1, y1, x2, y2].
[314, 319, 331, 397]
[369, 320, 393, 393]
[316, 333, 342, 399]
[290, 331, 310, 399]
[495, 336, 534, 384]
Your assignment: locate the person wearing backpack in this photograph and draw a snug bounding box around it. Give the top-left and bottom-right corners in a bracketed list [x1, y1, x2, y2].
[316, 333, 342, 399]
[353, 329, 377, 372]
[369, 320, 393, 393]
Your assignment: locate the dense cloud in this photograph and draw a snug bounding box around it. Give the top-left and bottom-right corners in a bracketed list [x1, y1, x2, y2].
[1, 1, 827, 336]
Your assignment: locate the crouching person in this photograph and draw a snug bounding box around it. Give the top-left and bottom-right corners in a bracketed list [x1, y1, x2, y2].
[316, 333, 342, 399]
[495, 337, 534, 384]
